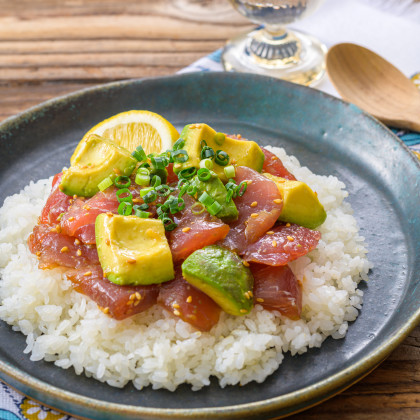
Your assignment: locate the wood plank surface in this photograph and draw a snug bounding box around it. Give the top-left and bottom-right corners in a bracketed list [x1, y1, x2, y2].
[0, 1, 419, 419]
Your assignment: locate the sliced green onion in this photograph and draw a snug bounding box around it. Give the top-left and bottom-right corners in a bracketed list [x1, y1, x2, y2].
[98, 177, 113, 191]
[136, 203, 149, 211]
[134, 173, 150, 187]
[116, 188, 132, 203]
[199, 158, 213, 170]
[139, 162, 151, 169]
[187, 185, 197, 196]
[156, 204, 168, 218]
[118, 201, 133, 216]
[200, 146, 215, 160]
[134, 206, 150, 218]
[151, 175, 162, 188]
[161, 216, 177, 231]
[132, 145, 147, 162]
[140, 187, 154, 198]
[214, 132, 226, 146]
[237, 181, 248, 196]
[178, 167, 196, 180]
[143, 190, 157, 204]
[207, 201, 222, 216]
[226, 189, 234, 203]
[197, 168, 211, 182]
[172, 149, 189, 163]
[191, 202, 205, 215]
[155, 184, 172, 197]
[151, 156, 169, 170]
[173, 138, 185, 151]
[198, 192, 214, 207]
[200, 140, 207, 149]
[224, 165, 235, 179]
[114, 176, 131, 189]
[215, 150, 229, 166]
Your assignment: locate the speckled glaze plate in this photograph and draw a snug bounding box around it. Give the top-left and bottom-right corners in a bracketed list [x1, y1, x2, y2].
[0, 73, 419, 420]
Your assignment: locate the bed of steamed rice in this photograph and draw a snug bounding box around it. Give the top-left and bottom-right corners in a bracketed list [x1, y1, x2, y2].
[0, 146, 372, 391]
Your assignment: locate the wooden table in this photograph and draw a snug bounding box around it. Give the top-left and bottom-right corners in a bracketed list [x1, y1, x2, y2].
[0, 1, 418, 419]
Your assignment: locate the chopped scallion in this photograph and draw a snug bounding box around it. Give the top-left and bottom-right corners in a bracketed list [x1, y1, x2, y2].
[114, 176, 131, 189]
[207, 201, 222, 216]
[191, 202, 206, 215]
[172, 149, 189, 163]
[140, 187, 154, 198]
[98, 177, 113, 191]
[178, 167, 196, 180]
[173, 138, 185, 151]
[118, 201, 133, 216]
[224, 165, 235, 179]
[197, 168, 211, 181]
[198, 192, 213, 207]
[116, 188, 133, 203]
[214, 150, 229, 166]
[200, 146, 215, 160]
[199, 158, 213, 170]
[132, 145, 147, 162]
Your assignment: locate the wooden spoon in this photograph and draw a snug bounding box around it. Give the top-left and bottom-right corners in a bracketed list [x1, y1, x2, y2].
[326, 43, 420, 132]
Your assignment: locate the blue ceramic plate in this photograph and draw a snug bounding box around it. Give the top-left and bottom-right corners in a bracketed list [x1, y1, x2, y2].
[0, 73, 419, 419]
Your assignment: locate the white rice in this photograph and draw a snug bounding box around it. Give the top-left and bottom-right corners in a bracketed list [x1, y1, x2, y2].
[0, 146, 372, 391]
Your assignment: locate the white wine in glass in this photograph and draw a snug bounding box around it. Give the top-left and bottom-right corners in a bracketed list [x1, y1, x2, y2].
[222, 0, 327, 86]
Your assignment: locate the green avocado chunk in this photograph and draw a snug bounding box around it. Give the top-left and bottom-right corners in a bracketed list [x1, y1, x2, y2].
[95, 214, 174, 286]
[174, 124, 265, 182]
[190, 175, 238, 222]
[60, 134, 137, 197]
[182, 245, 254, 316]
[264, 173, 327, 229]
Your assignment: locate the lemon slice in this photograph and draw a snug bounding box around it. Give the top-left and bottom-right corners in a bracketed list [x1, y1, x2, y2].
[71, 110, 179, 165]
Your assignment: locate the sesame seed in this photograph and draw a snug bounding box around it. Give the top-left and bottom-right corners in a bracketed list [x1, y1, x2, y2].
[83, 271, 92, 276]
[297, 244, 302, 248]
[82, 205, 91, 211]
[74, 239, 81, 245]
[246, 180, 253, 184]
[287, 236, 294, 241]
[50, 227, 57, 233]
[240, 309, 248, 314]
[182, 227, 191, 233]
[250, 201, 258, 207]
[36, 251, 41, 256]
[271, 156, 277, 160]
[242, 260, 250, 267]
[251, 213, 259, 218]
[129, 293, 136, 301]
[60, 246, 69, 253]
[266, 231, 274, 235]
[273, 199, 282, 204]
[68, 216, 74, 221]
[76, 249, 82, 256]
[127, 258, 137, 264]
[103, 307, 109, 314]
[106, 212, 113, 217]
[135, 292, 142, 300]
[186, 295, 192, 303]
[231, 158, 237, 164]
[174, 163, 182, 169]
[105, 239, 110, 246]
[272, 240, 277, 247]
[244, 292, 250, 299]
[256, 298, 264, 303]
[286, 223, 291, 227]
[237, 134, 242, 139]
[126, 300, 133, 306]
[113, 168, 121, 175]
[172, 303, 180, 309]
[134, 300, 140, 306]
[248, 290, 253, 298]
[73, 195, 78, 199]
[173, 310, 181, 316]
[132, 198, 141, 203]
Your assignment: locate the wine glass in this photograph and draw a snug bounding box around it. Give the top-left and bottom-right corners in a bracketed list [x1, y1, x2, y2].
[222, 0, 327, 86]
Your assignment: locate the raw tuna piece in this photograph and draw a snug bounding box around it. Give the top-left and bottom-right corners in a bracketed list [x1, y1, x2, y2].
[250, 263, 302, 320]
[157, 266, 221, 331]
[66, 265, 159, 320]
[168, 195, 230, 263]
[39, 173, 72, 225]
[28, 224, 99, 269]
[261, 148, 296, 181]
[166, 163, 178, 184]
[60, 187, 120, 244]
[243, 223, 321, 266]
[222, 166, 283, 252]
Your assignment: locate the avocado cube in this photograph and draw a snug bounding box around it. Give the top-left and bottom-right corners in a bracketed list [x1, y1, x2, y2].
[190, 175, 238, 222]
[60, 134, 137, 197]
[182, 245, 254, 316]
[264, 173, 327, 229]
[175, 124, 265, 182]
[96, 214, 174, 286]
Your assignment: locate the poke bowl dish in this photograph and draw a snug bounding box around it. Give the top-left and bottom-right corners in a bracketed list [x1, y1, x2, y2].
[0, 73, 418, 420]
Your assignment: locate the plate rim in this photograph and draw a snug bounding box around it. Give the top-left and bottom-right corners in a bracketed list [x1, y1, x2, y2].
[0, 71, 419, 419]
